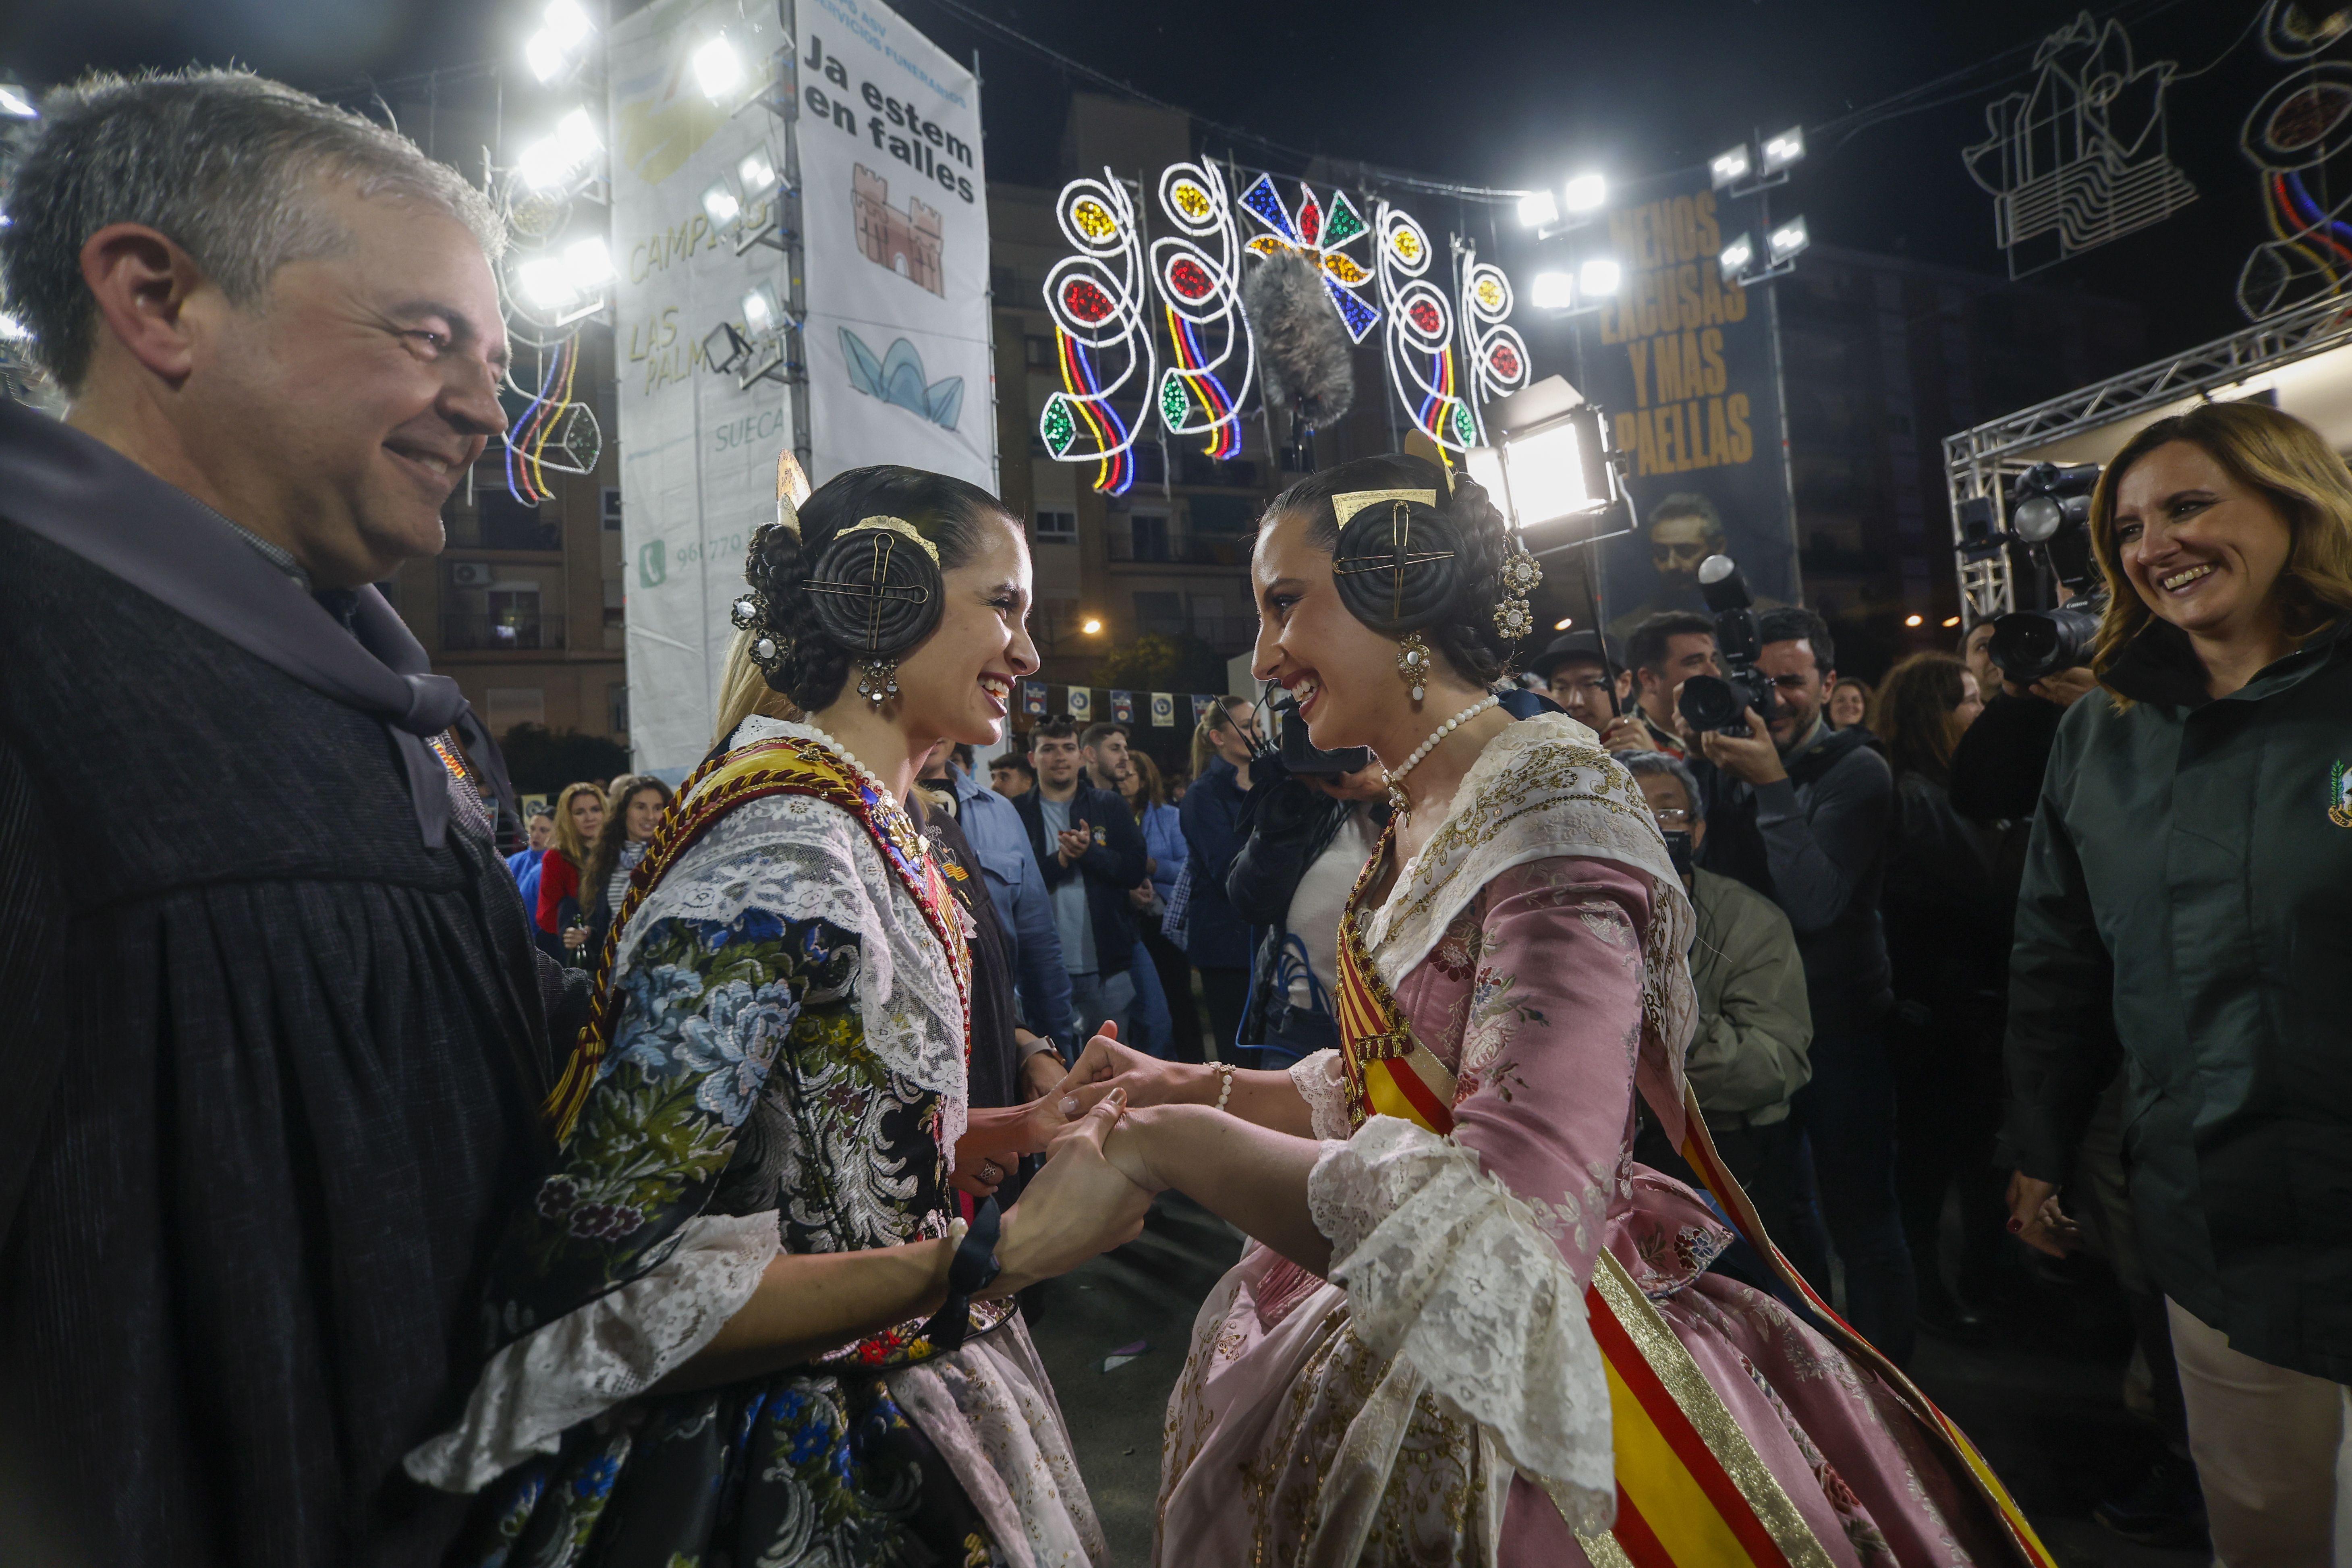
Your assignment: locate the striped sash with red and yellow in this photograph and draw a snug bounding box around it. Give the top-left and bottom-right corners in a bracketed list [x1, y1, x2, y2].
[1332, 831, 2054, 1568]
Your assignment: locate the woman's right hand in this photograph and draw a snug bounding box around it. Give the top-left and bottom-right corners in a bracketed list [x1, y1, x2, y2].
[2006, 1170, 2083, 1258]
[987, 1091, 1153, 1296]
[1048, 1022, 1213, 1115]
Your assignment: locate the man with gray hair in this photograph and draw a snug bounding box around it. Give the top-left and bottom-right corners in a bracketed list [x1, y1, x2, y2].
[1616, 749, 1822, 1281]
[0, 70, 578, 1566]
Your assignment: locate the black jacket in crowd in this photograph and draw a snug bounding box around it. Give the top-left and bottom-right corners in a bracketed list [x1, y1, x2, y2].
[1696, 720, 1895, 1033]
[1013, 781, 1147, 977]
[1224, 770, 1383, 1053]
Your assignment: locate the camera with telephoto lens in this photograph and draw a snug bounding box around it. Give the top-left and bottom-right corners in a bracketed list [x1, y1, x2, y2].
[1987, 461, 2108, 684]
[1676, 555, 1779, 736]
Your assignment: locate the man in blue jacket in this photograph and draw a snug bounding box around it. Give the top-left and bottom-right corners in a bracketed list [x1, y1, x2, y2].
[1016, 717, 1147, 1045]
[1180, 695, 1261, 1058]
[935, 749, 1072, 1092]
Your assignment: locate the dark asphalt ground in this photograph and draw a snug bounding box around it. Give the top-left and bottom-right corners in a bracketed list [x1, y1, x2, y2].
[1021, 1194, 2206, 1568]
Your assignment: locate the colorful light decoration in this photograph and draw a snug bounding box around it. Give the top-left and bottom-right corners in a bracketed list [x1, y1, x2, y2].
[1375, 201, 1479, 452]
[1039, 170, 1156, 496]
[1457, 246, 1531, 413]
[1236, 173, 1380, 343]
[1151, 162, 1253, 461]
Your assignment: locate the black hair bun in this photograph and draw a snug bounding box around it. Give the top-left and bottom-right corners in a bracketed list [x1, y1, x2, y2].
[801, 520, 944, 657]
[1330, 497, 1463, 635]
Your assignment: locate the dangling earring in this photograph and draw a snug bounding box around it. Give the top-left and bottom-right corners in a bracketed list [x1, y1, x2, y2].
[1493, 543, 1542, 641]
[855, 656, 900, 706]
[1397, 632, 1433, 703]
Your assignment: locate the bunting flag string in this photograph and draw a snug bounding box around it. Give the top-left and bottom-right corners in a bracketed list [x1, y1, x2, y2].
[1011, 683, 1232, 729]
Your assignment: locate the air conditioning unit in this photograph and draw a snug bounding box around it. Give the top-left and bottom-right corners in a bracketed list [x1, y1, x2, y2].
[450, 561, 495, 589]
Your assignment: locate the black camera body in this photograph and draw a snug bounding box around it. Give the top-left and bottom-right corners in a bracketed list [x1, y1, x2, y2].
[1677, 555, 1777, 736]
[1263, 689, 1371, 778]
[1987, 461, 2107, 684]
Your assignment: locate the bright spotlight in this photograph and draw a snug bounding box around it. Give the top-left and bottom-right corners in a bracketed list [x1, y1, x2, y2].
[1529, 270, 1575, 309]
[737, 147, 779, 196]
[1516, 189, 1559, 228]
[556, 106, 601, 153]
[1718, 232, 1754, 282]
[741, 281, 784, 332]
[1767, 216, 1811, 266]
[1502, 419, 1600, 526]
[0, 84, 36, 119]
[1562, 172, 1606, 212]
[1709, 145, 1752, 190]
[1553, 616, 1574, 631]
[517, 256, 576, 310]
[693, 35, 745, 101]
[517, 136, 577, 191]
[0, 309, 28, 339]
[524, 30, 566, 82]
[701, 177, 743, 228]
[1578, 257, 1622, 297]
[1942, 616, 1962, 628]
[563, 236, 612, 290]
[1081, 617, 1104, 635]
[1761, 125, 1807, 176]
[1904, 614, 1925, 628]
[543, 0, 593, 46]
[1464, 444, 1507, 501]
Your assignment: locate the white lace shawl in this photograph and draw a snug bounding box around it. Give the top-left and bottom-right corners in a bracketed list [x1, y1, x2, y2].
[1309, 1118, 1616, 1533]
[614, 715, 970, 1169]
[1364, 710, 1697, 1122]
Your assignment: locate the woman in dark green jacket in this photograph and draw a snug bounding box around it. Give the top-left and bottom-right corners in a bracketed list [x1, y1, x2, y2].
[2005, 400, 2352, 1568]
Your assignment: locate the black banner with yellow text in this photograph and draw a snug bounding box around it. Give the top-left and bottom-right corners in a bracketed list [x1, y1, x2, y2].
[1575, 171, 1800, 644]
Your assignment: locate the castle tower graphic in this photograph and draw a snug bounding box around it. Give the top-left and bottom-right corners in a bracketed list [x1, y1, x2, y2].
[853, 164, 945, 297]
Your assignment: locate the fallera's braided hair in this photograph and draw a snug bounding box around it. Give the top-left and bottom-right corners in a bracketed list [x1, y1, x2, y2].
[742, 465, 1011, 712]
[1261, 453, 1518, 686]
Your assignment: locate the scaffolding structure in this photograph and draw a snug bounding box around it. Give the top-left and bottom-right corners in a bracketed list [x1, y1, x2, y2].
[1942, 290, 2352, 622]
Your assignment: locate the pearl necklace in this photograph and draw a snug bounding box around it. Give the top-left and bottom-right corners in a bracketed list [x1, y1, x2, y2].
[797, 720, 898, 806]
[1384, 695, 1500, 815]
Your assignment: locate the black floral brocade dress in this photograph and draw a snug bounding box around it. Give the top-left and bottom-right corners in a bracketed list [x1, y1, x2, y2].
[406, 718, 1104, 1568]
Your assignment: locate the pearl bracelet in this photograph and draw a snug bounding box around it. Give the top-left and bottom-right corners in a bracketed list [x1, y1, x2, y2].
[1211, 1060, 1236, 1112]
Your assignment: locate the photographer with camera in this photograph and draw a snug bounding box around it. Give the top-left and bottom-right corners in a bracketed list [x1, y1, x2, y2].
[2004, 402, 2352, 1566]
[1224, 698, 1387, 1070]
[1683, 574, 1910, 1362]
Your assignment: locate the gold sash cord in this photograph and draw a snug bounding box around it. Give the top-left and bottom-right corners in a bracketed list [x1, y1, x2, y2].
[1332, 827, 2054, 1568]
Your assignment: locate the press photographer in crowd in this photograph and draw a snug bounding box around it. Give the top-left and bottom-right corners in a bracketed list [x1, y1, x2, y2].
[1620, 751, 1816, 1256]
[1527, 628, 1651, 750]
[2004, 401, 2352, 1566]
[1689, 600, 1909, 1362]
[1624, 610, 1721, 757]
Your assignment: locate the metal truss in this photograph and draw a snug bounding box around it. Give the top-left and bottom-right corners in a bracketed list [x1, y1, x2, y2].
[1942, 291, 2352, 622]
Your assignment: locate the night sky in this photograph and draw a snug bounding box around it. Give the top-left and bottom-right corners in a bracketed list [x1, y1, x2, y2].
[0, 0, 2316, 383]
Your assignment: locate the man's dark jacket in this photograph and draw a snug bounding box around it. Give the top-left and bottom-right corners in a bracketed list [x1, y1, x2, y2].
[1696, 722, 1894, 1031]
[2007, 617, 2352, 1382]
[1014, 781, 1145, 977]
[1178, 755, 1255, 971]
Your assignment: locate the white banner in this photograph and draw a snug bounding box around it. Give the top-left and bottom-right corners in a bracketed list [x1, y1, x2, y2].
[608, 0, 795, 773]
[794, 0, 993, 489]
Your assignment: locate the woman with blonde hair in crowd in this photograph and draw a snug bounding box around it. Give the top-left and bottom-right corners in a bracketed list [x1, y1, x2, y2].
[2007, 400, 2352, 1565]
[533, 779, 605, 961]
[575, 772, 674, 960]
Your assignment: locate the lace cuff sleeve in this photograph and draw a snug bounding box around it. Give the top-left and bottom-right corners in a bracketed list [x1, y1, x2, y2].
[1306, 1117, 1615, 1531]
[1288, 1047, 1353, 1141]
[405, 1211, 782, 1493]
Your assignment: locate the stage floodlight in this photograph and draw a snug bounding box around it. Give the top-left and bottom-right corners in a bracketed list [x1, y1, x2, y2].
[1562, 172, 1607, 213]
[0, 85, 36, 119]
[516, 135, 575, 191]
[543, 0, 593, 46]
[563, 236, 612, 291]
[1761, 126, 1806, 176]
[1464, 444, 1507, 501]
[1578, 257, 1621, 297]
[737, 147, 779, 197]
[741, 281, 784, 333]
[1710, 145, 1751, 190]
[524, 29, 566, 82]
[1516, 190, 1559, 228]
[1504, 419, 1600, 527]
[1529, 270, 1575, 310]
[556, 106, 601, 153]
[1767, 216, 1810, 266]
[701, 176, 743, 228]
[694, 35, 745, 102]
[1718, 232, 1754, 282]
[0, 309, 27, 339]
[517, 256, 576, 310]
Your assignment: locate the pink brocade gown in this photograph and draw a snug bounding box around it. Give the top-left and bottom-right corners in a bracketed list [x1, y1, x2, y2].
[1153, 855, 2014, 1568]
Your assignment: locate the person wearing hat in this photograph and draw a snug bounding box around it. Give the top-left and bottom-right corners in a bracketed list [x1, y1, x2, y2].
[1528, 629, 1652, 750]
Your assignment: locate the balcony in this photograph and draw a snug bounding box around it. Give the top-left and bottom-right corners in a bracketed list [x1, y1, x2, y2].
[441, 611, 568, 651]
